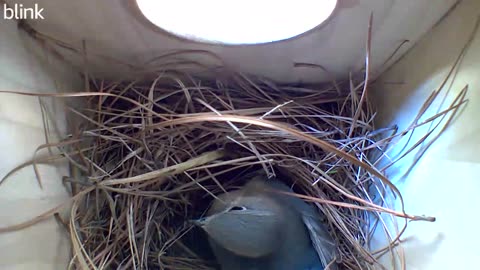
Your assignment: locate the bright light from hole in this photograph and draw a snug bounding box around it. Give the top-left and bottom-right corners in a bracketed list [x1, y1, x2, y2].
[136, 0, 337, 44]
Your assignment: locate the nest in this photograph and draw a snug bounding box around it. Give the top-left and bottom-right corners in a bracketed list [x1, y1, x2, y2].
[1, 18, 473, 270]
[56, 69, 445, 270]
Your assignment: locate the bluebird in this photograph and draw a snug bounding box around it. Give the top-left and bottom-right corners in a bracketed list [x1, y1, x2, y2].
[193, 173, 336, 270]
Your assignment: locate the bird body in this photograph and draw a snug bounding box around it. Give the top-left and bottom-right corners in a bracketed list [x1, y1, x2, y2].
[194, 174, 336, 270]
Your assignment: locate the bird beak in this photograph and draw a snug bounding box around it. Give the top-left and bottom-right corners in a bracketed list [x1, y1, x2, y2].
[190, 217, 208, 227]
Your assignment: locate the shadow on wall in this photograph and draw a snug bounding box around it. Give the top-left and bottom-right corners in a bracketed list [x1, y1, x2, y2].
[371, 5, 480, 184]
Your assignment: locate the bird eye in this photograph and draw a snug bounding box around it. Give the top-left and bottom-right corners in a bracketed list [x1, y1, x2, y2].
[229, 206, 247, 212]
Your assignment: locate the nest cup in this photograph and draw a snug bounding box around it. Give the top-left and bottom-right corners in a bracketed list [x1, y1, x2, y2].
[57, 68, 405, 270]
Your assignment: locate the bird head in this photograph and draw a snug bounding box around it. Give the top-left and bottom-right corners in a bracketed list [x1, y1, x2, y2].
[193, 188, 286, 258]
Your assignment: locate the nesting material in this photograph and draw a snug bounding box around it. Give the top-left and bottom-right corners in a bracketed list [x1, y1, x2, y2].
[0, 65, 467, 270]
[0, 19, 473, 270]
[51, 67, 458, 270]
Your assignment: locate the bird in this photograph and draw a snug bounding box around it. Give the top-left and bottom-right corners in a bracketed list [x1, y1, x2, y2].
[193, 172, 336, 270]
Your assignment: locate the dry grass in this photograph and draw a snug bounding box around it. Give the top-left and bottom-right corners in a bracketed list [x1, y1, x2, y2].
[0, 15, 477, 270]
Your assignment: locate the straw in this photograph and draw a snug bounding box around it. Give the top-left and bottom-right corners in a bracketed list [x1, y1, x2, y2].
[1, 16, 476, 270]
